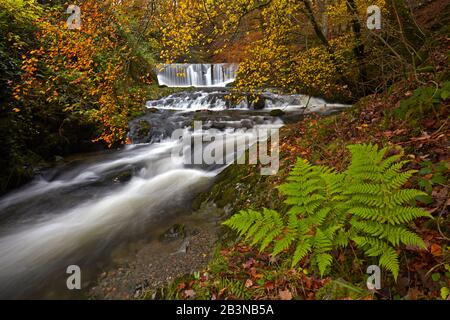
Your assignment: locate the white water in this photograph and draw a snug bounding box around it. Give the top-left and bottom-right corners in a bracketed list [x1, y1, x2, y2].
[0, 117, 280, 297]
[156, 64, 239, 87]
[146, 90, 349, 112]
[0, 137, 218, 296]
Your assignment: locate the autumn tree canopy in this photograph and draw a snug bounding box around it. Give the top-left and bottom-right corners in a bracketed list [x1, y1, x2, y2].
[159, 0, 426, 99]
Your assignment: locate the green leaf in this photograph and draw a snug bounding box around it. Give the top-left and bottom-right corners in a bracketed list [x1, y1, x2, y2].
[431, 273, 441, 282]
[415, 194, 434, 205]
[435, 162, 449, 172]
[419, 167, 432, 175]
[440, 287, 449, 300]
[441, 90, 450, 101]
[431, 173, 446, 185]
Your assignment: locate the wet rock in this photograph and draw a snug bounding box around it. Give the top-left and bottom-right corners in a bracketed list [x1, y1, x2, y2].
[240, 119, 253, 129]
[147, 108, 159, 113]
[171, 239, 190, 255]
[269, 109, 285, 117]
[113, 171, 132, 183]
[136, 120, 151, 139]
[159, 224, 186, 242]
[211, 122, 227, 130]
[249, 95, 265, 110]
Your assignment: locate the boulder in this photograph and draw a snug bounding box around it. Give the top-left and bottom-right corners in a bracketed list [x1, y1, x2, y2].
[269, 109, 285, 117]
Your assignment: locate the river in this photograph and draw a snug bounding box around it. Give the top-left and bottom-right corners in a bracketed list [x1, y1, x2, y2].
[0, 84, 349, 299]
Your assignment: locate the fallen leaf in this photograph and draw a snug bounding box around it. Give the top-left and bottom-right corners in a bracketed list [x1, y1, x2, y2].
[184, 289, 196, 299]
[279, 289, 293, 300]
[245, 279, 253, 288]
[242, 258, 254, 269]
[264, 281, 275, 291]
[431, 243, 442, 257]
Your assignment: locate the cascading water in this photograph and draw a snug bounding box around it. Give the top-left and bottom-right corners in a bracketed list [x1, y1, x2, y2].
[156, 64, 239, 87]
[0, 88, 349, 299]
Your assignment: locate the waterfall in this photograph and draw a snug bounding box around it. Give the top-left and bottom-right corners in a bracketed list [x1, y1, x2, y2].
[145, 90, 350, 113]
[156, 63, 239, 87]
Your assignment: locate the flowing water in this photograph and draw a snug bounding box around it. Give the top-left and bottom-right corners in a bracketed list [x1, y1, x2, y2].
[156, 64, 239, 87]
[0, 87, 349, 299]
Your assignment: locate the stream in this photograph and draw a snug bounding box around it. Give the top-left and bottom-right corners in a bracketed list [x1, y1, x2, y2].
[0, 86, 349, 299]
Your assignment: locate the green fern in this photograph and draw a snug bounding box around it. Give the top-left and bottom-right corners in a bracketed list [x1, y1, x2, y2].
[344, 144, 430, 278]
[223, 143, 431, 280]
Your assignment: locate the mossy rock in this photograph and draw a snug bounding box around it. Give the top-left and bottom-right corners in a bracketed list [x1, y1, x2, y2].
[136, 120, 151, 139]
[113, 171, 132, 183]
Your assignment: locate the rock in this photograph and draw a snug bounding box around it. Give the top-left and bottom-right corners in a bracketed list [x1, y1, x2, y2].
[269, 109, 285, 117]
[249, 95, 265, 110]
[159, 224, 186, 242]
[113, 171, 132, 183]
[147, 108, 159, 113]
[240, 119, 253, 129]
[211, 122, 227, 130]
[136, 120, 151, 139]
[172, 239, 190, 255]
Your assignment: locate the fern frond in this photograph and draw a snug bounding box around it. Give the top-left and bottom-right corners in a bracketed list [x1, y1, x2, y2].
[351, 220, 426, 247]
[389, 189, 427, 206]
[386, 207, 432, 224]
[379, 247, 400, 280]
[314, 228, 333, 253]
[223, 209, 262, 237]
[385, 171, 416, 190]
[315, 253, 333, 277]
[345, 183, 384, 196]
[349, 207, 386, 222]
[291, 236, 313, 266]
[249, 209, 281, 248]
[335, 230, 350, 248]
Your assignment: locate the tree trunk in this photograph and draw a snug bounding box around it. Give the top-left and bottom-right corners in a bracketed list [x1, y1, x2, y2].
[346, 0, 368, 92]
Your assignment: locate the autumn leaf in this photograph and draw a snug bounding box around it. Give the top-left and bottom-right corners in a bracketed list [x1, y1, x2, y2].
[430, 243, 442, 257]
[264, 281, 275, 291]
[242, 258, 254, 269]
[279, 289, 293, 300]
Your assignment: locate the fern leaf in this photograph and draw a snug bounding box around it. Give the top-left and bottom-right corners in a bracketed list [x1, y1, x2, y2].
[379, 247, 400, 280]
[291, 237, 313, 267]
[316, 253, 333, 277]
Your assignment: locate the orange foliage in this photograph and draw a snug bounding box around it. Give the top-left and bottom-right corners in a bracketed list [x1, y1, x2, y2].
[13, 0, 146, 147]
